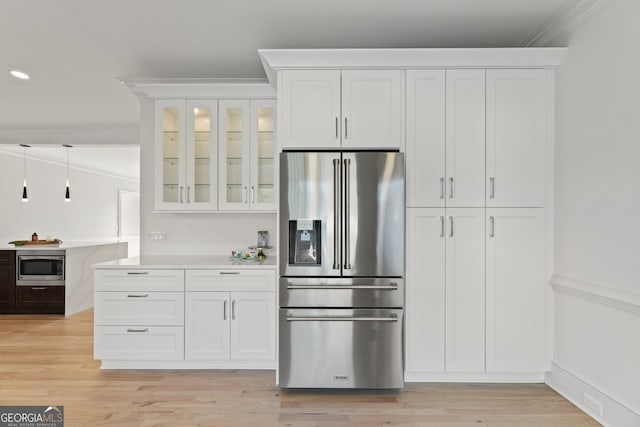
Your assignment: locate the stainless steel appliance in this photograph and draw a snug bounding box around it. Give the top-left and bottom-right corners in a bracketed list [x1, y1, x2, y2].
[279, 151, 405, 389]
[16, 250, 65, 286]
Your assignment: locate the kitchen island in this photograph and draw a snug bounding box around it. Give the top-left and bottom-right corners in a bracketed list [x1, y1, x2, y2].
[0, 241, 128, 316]
[93, 254, 276, 369]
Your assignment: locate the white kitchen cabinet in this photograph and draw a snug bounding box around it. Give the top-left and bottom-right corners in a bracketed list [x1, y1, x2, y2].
[406, 207, 484, 374]
[185, 269, 276, 363]
[279, 69, 403, 150]
[218, 99, 276, 211]
[406, 70, 485, 207]
[406, 208, 445, 372]
[486, 208, 546, 372]
[486, 69, 550, 207]
[155, 100, 219, 211]
[185, 291, 229, 360]
[94, 269, 185, 361]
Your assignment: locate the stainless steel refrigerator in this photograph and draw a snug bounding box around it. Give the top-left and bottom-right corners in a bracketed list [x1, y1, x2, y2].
[279, 151, 405, 389]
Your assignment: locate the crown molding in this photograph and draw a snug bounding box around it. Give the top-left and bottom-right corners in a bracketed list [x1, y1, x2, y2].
[0, 125, 139, 146]
[519, 0, 616, 47]
[259, 48, 567, 86]
[119, 77, 275, 99]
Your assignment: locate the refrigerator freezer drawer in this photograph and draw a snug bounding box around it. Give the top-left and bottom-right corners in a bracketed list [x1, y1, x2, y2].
[280, 277, 404, 308]
[279, 308, 404, 389]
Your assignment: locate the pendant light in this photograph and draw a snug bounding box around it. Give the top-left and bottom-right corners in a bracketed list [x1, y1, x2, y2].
[20, 144, 30, 202]
[63, 144, 72, 202]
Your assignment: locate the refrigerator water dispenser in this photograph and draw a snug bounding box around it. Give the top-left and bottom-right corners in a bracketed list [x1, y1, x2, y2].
[288, 220, 322, 265]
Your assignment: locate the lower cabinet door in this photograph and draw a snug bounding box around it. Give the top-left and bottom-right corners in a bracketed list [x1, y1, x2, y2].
[15, 286, 64, 314]
[185, 292, 230, 360]
[230, 292, 275, 361]
[94, 326, 184, 360]
[486, 208, 546, 372]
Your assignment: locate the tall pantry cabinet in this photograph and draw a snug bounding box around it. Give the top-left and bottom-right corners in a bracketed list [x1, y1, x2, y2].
[406, 68, 551, 380]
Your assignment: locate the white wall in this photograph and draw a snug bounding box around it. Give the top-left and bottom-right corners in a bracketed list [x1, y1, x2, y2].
[0, 150, 139, 245]
[139, 100, 277, 256]
[551, 0, 640, 424]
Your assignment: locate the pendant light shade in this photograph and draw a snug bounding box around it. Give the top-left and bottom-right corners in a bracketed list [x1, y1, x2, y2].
[20, 144, 29, 202]
[63, 144, 72, 202]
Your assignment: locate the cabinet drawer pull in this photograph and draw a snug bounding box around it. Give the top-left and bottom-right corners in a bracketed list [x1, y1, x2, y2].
[126, 328, 149, 333]
[440, 216, 445, 238]
[180, 186, 184, 204]
[344, 117, 348, 139]
[440, 177, 445, 199]
[335, 117, 339, 139]
[224, 300, 228, 320]
[489, 177, 495, 199]
[127, 272, 149, 275]
[449, 177, 454, 199]
[449, 216, 454, 238]
[127, 294, 149, 298]
[232, 300, 236, 320]
[219, 271, 240, 275]
[187, 185, 191, 203]
[32, 287, 46, 290]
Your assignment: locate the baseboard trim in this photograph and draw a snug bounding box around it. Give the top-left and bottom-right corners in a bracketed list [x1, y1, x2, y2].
[405, 372, 544, 383]
[99, 360, 277, 370]
[546, 362, 640, 427]
[550, 274, 640, 315]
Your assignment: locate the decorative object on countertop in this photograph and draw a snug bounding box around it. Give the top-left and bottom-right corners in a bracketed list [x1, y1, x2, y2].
[257, 230, 269, 248]
[231, 249, 258, 260]
[20, 144, 30, 202]
[9, 238, 63, 246]
[31, 232, 38, 241]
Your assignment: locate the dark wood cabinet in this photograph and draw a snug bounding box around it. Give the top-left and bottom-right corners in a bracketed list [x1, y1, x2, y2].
[15, 286, 65, 314]
[0, 251, 16, 312]
[1, 250, 65, 314]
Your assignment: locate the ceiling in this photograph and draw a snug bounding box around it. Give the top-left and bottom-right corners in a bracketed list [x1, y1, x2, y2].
[0, 145, 140, 181]
[0, 0, 602, 174]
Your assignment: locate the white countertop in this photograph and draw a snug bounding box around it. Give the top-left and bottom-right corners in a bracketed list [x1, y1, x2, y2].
[94, 254, 277, 269]
[0, 241, 125, 251]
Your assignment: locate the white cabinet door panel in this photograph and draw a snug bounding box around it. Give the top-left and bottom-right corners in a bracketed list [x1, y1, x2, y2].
[341, 70, 403, 149]
[406, 208, 446, 373]
[445, 208, 485, 372]
[279, 70, 341, 149]
[486, 208, 546, 372]
[230, 292, 276, 361]
[406, 70, 446, 207]
[486, 70, 549, 207]
[446, 70, 485, 207]
[185, 292, 230, 360]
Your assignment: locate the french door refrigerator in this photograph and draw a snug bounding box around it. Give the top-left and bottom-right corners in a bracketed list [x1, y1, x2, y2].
[279, 151, 405, 389]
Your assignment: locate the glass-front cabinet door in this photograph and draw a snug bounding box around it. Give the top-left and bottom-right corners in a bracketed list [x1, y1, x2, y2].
[156, 100, 186, 210]
[251, 100, 276, 211]
[219, 100, 251, 210]
[219, 99, 276, 211]
[155, 100, 218, 211]
[186, 100, 218, 210]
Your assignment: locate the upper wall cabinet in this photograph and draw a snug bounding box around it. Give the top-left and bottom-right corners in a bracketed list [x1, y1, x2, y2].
[155, 100, 219, 211]
[218, 99, 276, 211]
[406, 70, 485, 208]
[279, 70, 403, 150]
[486, 69, 550, 208]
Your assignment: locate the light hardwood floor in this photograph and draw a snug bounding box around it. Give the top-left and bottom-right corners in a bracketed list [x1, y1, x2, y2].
[0, 309, 599, 427]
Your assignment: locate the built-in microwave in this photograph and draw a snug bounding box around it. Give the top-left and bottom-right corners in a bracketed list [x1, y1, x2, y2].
[16, 250, 65, 286]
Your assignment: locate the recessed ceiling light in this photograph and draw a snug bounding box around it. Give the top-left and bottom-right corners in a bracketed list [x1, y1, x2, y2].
[10, 70, 30, 80]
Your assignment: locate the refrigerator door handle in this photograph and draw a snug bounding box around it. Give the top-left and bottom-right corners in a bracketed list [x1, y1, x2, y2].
[333, 158, 341, 270]
[343, 158, 351, 270]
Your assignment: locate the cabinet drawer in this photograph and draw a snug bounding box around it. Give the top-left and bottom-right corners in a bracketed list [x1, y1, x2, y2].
[95, 269, 184, 292]
[186, 269, 275, 292]
[95, 292, 184, 326]
[94, 326, 184, 360]
[15, 286, 64, 314]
